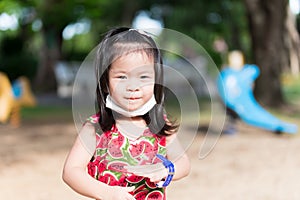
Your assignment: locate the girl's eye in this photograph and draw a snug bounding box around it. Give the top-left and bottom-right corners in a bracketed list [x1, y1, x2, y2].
[140, 75, 152, 79]
[117, 75, 127, 79]
[140, 75, 149, 79]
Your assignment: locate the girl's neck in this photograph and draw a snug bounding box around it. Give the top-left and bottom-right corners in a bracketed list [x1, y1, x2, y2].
[115, 115, 147, 140]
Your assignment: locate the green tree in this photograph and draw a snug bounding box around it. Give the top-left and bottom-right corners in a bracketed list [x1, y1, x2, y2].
[1, 0, 298, 106]
[1, 0, 146, 91]
[162, 0, 299, 107]
[34, 0, 106, 91]
[0, 0, 38, 81]
[160, 0, 250, 66]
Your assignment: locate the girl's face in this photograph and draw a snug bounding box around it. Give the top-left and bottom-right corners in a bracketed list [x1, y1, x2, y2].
[108, 51, 155, 112]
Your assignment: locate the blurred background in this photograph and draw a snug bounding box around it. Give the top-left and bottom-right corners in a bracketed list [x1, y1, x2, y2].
[1, 0, 300, 199]
[1, 0, 300, 107]
[1, 0, 299, 107]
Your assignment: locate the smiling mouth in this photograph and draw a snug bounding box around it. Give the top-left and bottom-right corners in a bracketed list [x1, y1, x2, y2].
[126, 97, 141, 100]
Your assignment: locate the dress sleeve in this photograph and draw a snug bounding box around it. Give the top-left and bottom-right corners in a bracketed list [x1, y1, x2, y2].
[86, 113, 100, 124]
[84, 113, 101, 132]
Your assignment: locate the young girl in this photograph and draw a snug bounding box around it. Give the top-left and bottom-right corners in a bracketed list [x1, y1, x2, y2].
[62, 27, 190, 200]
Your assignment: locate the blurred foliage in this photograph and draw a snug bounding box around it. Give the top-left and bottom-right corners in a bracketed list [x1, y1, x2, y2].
[0, 35, 38, 81]
[22, 105, 72, 122]
[0, 0, 250, 67]
[162, 0, 250, 66]
[0, 0, 297, 84]
[282, 74, 300, 103]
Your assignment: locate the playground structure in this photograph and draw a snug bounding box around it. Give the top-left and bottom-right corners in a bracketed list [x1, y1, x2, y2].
[217, 51, 298, 134]
[0, 72, 36, 127]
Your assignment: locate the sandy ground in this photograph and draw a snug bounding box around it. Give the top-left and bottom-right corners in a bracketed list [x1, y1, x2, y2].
[1, 118, 300, 200]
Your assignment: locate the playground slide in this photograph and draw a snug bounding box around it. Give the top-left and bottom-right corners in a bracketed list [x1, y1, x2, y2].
[0, 72, 36, 125]
[0, 72, 14, 123]
[217, 64, 298, 134]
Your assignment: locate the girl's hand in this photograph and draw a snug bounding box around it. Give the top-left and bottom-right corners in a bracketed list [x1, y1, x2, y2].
[125, 163, 168, 183]
[103, 186, 135, 200]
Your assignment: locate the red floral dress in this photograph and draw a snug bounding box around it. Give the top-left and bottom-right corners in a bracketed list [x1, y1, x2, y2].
[87, 114, 167, 200]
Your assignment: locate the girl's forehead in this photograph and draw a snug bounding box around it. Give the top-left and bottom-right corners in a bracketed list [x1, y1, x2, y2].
[115, 50, 154, 62]
[110, 51, 154, 71]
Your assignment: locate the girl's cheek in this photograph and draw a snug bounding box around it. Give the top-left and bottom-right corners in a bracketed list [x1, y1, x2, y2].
[111, 80, 125, 90]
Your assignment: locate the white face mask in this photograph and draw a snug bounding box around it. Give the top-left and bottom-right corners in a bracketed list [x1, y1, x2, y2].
[105, 95, 157, 117]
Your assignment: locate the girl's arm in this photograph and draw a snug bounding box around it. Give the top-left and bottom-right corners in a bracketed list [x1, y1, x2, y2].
[62, 123, 134, 200]
[165, 133, 191, 181]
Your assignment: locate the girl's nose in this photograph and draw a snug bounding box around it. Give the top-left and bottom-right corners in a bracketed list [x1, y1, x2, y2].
[126, 79, 140, 91]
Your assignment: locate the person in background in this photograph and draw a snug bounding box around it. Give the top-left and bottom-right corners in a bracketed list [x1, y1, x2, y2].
[220, 50, 244, 134]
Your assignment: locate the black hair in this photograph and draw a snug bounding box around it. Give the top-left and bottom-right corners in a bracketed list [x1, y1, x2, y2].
[95, 27, 178, 136]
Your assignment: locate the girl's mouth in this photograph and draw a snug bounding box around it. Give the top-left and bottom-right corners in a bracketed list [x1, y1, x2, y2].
[126, 97, 141, 100]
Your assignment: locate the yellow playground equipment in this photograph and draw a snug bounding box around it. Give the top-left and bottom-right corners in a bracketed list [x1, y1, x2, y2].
[0, 72, 36, 127]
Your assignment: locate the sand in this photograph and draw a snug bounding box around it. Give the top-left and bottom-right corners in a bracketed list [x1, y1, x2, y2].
[1, 119, 299, 200]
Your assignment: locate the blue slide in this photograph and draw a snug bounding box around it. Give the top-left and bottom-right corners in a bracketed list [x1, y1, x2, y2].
[217, 64, 298, 134]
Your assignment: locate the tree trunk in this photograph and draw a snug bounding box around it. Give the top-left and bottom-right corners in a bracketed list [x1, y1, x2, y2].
[34, 0, 67, 92]
[285, 9, 300, 76]
[121, 0, 140, 26]
[35, 27, 62, 92]
[244, 0, 289, 107]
